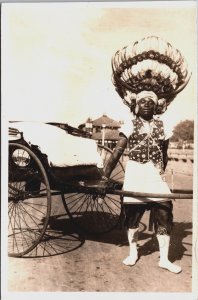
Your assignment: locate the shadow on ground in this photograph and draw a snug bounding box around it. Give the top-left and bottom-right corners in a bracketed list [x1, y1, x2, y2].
[85, 220, 192, 264]
[23, 214, 85, 258]
[136, 221, 192, 263]
[23, 211, 192, 263]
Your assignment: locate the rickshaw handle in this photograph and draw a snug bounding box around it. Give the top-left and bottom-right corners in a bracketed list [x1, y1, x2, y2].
[109, 189, 193, 199]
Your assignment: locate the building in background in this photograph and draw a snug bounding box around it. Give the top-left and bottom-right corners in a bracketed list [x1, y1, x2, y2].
[78, 114, 122, 149]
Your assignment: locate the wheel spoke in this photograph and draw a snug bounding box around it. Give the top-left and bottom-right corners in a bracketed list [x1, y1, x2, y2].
[10, 205, 20, 253]
[105, 194, 121, 210]
[75, 194, 91, 216]
[15, 204, 34, 252]
[111, 168, 124, 181]
[102, 197, 119, 215]
[22, 199, 48, 216]
[18, 201, 42, 229]
[65, 193, 87, 213]
[8, 142, 51, 257]
[61, 145, 124, 234]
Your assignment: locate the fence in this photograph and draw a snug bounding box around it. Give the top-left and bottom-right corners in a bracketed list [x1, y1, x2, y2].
[168, 149, 194, 163]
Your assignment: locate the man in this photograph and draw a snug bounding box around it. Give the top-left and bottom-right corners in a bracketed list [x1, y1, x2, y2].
[103, 36, 190, 274]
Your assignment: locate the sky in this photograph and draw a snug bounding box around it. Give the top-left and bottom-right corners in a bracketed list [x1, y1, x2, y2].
[1, 1, 197, 130]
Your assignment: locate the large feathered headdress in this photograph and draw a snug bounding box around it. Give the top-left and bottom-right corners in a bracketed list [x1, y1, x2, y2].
[112, 36, 191, 114]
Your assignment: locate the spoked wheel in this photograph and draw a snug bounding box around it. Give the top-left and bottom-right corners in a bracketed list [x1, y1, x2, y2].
[61, 145, 125, 234]
[8, 143, 51, 257]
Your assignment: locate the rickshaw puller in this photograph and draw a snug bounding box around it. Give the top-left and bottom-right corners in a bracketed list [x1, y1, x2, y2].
[103, 91, 178, 273]
[102, 36, 191, 274]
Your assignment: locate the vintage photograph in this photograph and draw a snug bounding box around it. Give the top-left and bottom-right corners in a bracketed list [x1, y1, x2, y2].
[1, 1, 197, 298]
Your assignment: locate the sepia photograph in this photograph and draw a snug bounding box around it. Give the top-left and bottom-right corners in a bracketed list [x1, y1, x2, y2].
[1, 1, 197, 299]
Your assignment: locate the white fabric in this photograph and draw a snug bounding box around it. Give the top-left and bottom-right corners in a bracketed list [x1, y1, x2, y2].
[119, 116, 173, 140]
[136, 91, 158, 104]
[157, 235, 182, 273]
[9, 122, 104, 168]
[123, 160, 171, 203]
[123, 228, 138, 266]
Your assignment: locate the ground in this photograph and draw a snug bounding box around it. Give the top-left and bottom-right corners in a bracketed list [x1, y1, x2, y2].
[5, 160, 197, 295]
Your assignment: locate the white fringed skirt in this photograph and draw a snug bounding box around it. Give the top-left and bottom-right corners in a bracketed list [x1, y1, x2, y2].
[123, 160, 171, 204]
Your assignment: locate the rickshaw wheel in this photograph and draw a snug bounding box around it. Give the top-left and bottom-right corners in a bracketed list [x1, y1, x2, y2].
[8, 143, 51, 257]
[61, 145, 125, 234]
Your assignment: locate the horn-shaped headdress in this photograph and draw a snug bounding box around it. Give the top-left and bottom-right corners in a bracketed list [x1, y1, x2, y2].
[112, 36, 191, 114]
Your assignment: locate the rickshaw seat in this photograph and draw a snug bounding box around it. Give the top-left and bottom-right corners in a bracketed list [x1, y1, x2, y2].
[9, 121, 104, 169]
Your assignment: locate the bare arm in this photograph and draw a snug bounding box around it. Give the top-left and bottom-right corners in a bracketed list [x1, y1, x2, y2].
[103, 133, 128, 178]
[162, 139, 169, 171]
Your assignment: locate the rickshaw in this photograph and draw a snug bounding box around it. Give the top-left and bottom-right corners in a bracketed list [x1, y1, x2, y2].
[8, 121, 193, 258]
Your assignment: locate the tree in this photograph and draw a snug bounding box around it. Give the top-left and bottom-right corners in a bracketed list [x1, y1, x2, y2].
[170, 120, 194, 142]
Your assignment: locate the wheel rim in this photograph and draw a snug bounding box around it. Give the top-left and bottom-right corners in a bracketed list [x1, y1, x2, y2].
[8, 143, 51, 257]
[62, 145, 125, 234]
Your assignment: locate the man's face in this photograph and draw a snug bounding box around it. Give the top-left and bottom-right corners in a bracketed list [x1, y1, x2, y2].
[137, 97, 156, 120]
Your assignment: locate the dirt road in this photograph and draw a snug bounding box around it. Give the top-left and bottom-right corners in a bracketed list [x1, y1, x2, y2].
[5, 161, 197, 296]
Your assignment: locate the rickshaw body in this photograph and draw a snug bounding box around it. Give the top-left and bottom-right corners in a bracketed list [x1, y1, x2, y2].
[8, 122, 125, 257]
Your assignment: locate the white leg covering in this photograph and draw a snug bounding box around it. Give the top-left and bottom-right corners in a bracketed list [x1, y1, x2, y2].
[123, 228, 138, 266]
[157, 234, 182, 274]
